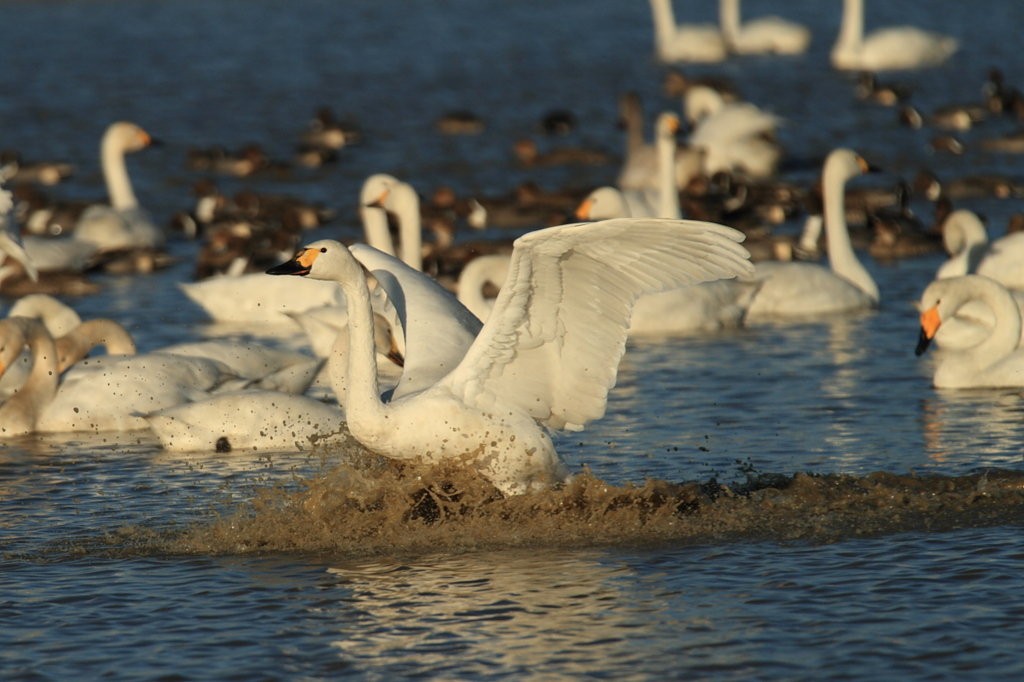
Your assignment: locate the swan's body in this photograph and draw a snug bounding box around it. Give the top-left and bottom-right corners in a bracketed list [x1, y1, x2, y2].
[179, 273, 344, 325]
[831, 0, 958, 71]
[719, 0, 810, 56]
[268, 222, 752, 494]
[145, 390, 344, 453]
[916, 276, 1024, 388]
[744, 149, 879, 319]
[72, 122, 165, 252]
[156, 340, 323, 395]
[648, 0, 727, 63]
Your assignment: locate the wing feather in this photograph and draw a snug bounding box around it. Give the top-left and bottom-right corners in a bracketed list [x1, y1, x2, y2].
[439, 219, 753, 430]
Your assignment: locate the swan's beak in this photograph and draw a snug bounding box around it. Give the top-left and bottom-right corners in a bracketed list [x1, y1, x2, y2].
[574, 198, 593, 221]
[266, 248, 317, 276]
[915, 305, 941, 356]
[856, 156, 882, 174]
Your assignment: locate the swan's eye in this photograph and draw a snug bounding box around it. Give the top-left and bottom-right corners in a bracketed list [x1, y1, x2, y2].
[320, 247, 327, 253]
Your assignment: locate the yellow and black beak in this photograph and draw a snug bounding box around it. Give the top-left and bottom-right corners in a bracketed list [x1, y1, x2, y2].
[267, 248, 318, 276]
[915, 305, 941, 356]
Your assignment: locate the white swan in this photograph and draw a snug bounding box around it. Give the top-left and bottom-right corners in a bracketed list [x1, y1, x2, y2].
[744, 148, 879, 319]
[615, 112, 682, 219]
[178, 272, 345, 325]
[935, 208, 1024, 291]
[156, 340, 324, 395]
[267, 221, 752, 495]
[916, 275, 1024, 388]
[73, 122, 166, 252]
[617, 92, 704, 192]
[361, 174, 423, 271]
[0, 318, 240, 435]
[686, 86, 782, 178]
[648, 0, 728, 63]
[831, 0, 958, 71]
[719, 0, 810, 55]
[575, 185, 759, 335]
[145, 390, 345, 454]
[147, 243, 481, 453]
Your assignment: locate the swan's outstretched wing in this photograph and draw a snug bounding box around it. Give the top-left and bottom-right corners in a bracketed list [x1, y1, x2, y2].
[348, 243, 482, 400]
[440, 218, 753, 431]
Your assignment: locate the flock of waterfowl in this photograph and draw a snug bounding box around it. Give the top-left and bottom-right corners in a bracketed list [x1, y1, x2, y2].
[2, 0, 1024, 496]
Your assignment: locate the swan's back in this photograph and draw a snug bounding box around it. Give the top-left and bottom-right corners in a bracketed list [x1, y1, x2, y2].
[744, 261, 875, 319]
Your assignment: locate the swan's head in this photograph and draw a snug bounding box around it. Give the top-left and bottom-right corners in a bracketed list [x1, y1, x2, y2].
[914, 275, 1003, 356]
[267, 239, 361, 282]
[824, 148, 878, 185]
[103, 121, 159, 154]
[655, 112, 681, 140]
[575, 187, 630, 221]
[360, 173, 400, 208]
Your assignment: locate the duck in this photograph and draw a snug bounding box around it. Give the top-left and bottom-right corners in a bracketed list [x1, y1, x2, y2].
[856, 72, 911, 105]
[661, 68, 740, 101]
[72, 121, 166, 254]
[0, 317, 249, 435]
[0, 150, 74, 186]
[435, 111, 485, 135]
[898, 103, 985, 131]
[648, 0, 728, 63]
[267, 219, 752, 495]
[718, 0, 810, 56]
[512, 138, 612, 167]
[913, 169, 1024, 202]
[915, 275, 1024, 388]
[743, 148, 880, 320]
[299, 107, 362, 151]
[831, 0, 958, 71]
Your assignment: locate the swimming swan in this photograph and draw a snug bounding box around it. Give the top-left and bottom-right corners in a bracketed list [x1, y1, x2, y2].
[831, 0, 958, 71]
[744, 148, 880, 319]
[916, 275, 1024, 388]
[648, 0, 728, 63]
[73, 122, 166, 252]
[0, 318, 239, 435]
[267, 219, 753, 495]
[719, 0, 810, 56]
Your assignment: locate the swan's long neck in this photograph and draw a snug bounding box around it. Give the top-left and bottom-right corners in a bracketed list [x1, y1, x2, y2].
[101, 132, 138, 210]
[335, 264, 388, 432]
[55, 318, 136, 372]
[648, 0, 678, 53]
[656, 124, 681, 220]
[823, 162, 879, 302]
[362, 206, 396, 256]
[947, 277, 1021, 373]
[937, 211, 989, 279]
[0, 319, 59, 435]
[395, 187, 423, 272]
[719, 0, 742, 46]
[835, 0, 864, 52]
